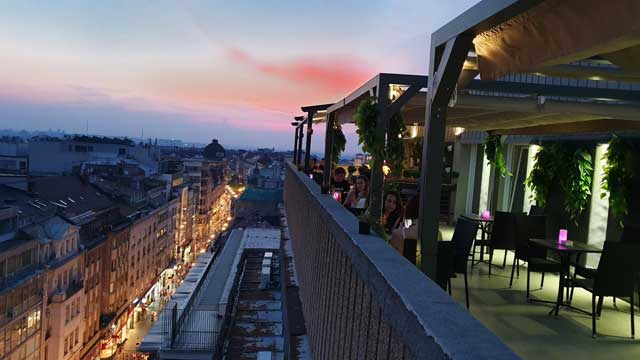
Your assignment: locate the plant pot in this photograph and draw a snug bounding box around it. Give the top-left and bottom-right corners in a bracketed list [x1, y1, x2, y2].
[358, 221, 370, 235]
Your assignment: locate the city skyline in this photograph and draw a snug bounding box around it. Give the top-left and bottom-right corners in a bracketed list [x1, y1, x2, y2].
[0, 0, 480, 153]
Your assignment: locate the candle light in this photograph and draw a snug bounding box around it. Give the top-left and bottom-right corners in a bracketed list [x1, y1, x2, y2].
[558, 229, 568, 244]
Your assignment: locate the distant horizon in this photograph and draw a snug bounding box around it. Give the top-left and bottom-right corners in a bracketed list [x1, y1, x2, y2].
[0, 127, 362, 158]
[0, 1, 480, 154]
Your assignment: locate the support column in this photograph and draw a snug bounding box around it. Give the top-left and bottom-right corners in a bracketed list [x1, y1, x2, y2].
[418, 35, 472, 284]
[293, 125, 299, 165]
[322, 113, 336, 190]
[296, 125, 304, 170]
[304, 111, 316, 173]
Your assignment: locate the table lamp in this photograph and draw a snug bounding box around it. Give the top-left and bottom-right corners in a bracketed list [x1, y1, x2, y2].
[558, 229, 568, 244]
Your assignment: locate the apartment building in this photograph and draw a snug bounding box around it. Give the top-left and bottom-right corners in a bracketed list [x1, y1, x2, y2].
[0, 187, 57, 360]
[24, 216, 84, 360]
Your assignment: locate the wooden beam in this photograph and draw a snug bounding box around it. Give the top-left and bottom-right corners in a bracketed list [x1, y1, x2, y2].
[419, 34, 473, 284]
[492, 119, 640, 135]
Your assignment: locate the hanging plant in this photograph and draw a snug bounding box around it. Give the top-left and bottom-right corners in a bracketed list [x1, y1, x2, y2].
[355, 97, 384, 169]
[525, 142, 594, 224]
[524, 143, 557, 208]
[484, 133, 510, 177]
[562, 148, 593, 224]
[331, 122, 346, 165]
[385, 113, 406, 178]
[601, 136, 636, 224]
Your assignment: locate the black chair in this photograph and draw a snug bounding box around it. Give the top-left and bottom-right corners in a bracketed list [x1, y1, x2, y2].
[510, 215, 562, 301]
[570, 224, 640, 303]
[487, 212, 517, 277]
[569, 241, 640, 338]
[445, 218, 477, 309]
[528, 205, 545, 216]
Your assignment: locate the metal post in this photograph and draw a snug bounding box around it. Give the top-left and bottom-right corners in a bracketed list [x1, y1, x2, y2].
[322, 113, 335, 190]
[293, 125, 299, 165]
[304, 111, 316, 173]
[296, 125, 304, 169]
[418, 35, 472, 284]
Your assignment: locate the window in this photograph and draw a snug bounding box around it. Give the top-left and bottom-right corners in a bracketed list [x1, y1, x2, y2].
[64, 337, 68, 355]
[74, 328, 78, 345]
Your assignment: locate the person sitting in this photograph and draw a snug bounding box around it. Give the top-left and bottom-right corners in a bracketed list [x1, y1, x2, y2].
[389, 195, 441, 264]
[381, 191, 403, 235]
[358, 165, 371, 179]
[312, 163, 324, 185]
[330, 167, 349, 203]
[344, 175, 368, 213]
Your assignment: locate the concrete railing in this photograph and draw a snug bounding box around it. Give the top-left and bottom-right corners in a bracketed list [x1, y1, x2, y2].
[284, 162, 517, 360]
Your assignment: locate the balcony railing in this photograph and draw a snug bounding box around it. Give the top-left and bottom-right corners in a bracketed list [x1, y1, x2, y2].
[284, 162, 515, 360]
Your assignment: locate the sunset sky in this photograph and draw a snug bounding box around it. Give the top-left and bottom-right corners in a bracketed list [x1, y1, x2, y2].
[0, 0, 479, 154]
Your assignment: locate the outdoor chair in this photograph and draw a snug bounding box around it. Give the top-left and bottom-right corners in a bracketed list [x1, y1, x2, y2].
[487, 211, 518, 276]
[568, 241, 640, 338]
[570, 223, 640, 304]
[445, 217, 477, 309]
[528, 205, 545, 216]
[510, 214, 562, 302]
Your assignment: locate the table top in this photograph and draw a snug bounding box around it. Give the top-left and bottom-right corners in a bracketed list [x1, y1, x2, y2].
[461, 213, 494, 222]
[530, 238, 602, 254]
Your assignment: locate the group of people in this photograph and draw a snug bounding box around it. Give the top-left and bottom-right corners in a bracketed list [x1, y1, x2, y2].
[325, 166, 421, 264]
[309, 162, 442, 265]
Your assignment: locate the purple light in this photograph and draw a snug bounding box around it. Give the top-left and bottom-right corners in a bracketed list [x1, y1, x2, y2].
[558, 229, 568, 243]
[481, 211, 491, 220]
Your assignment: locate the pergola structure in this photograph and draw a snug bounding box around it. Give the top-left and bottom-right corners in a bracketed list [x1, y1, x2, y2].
[300, 103, 332, 173]
[419, 0, 640, 280]
[321, 73, 428, 219]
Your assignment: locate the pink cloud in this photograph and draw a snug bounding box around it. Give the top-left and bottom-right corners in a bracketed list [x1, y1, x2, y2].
[227, 47, 375, 94]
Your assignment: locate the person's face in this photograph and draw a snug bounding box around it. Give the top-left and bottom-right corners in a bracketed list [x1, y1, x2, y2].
[384, 195, 398, 213]
[356, 179, 366, 192]
[334, 172, 345, 182]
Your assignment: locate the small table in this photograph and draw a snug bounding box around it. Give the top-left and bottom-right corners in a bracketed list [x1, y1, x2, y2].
[461, 214, 494, 266]
[529, 238, 602, 316]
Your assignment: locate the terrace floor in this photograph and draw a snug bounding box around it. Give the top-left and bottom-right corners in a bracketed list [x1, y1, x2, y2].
[447, 248, 640, 359]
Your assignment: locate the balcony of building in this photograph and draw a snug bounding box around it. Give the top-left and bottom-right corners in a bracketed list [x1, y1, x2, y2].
[286, 1, 640, 358]
[50, 280, 84, 303]
[283, 163, 514, 359]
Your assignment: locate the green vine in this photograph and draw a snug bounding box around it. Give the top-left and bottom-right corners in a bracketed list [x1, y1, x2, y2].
[563, 148, 593, 224]
[355, 97, 384, 171]
[601, 136, 636, 224]
[331, 122, 346, 165]
[525, 142, 594, 224]
[386, 113, 406, 177]
[524, 144, 556, 208]
[354, 97, 406, 177]
[484, 134, 510, 177]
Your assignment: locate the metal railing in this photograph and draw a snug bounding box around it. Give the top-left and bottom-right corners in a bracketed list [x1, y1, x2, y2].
[284, 162, 516, 360]
[162, 306, 219, 351]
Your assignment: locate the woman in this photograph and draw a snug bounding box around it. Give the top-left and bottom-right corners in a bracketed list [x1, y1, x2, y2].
[390, 195, 442, 264]
[344, 175, 369, 211]
[381, 191, 403, 235]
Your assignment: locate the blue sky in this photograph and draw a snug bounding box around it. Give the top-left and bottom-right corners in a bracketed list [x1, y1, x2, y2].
[0, 0, 479, 153]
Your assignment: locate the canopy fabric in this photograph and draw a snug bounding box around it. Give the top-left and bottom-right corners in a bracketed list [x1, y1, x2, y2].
[473, 0, 640, 80]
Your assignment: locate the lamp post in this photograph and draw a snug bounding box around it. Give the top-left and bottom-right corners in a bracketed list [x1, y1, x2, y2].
[291, 120, 300, 165]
